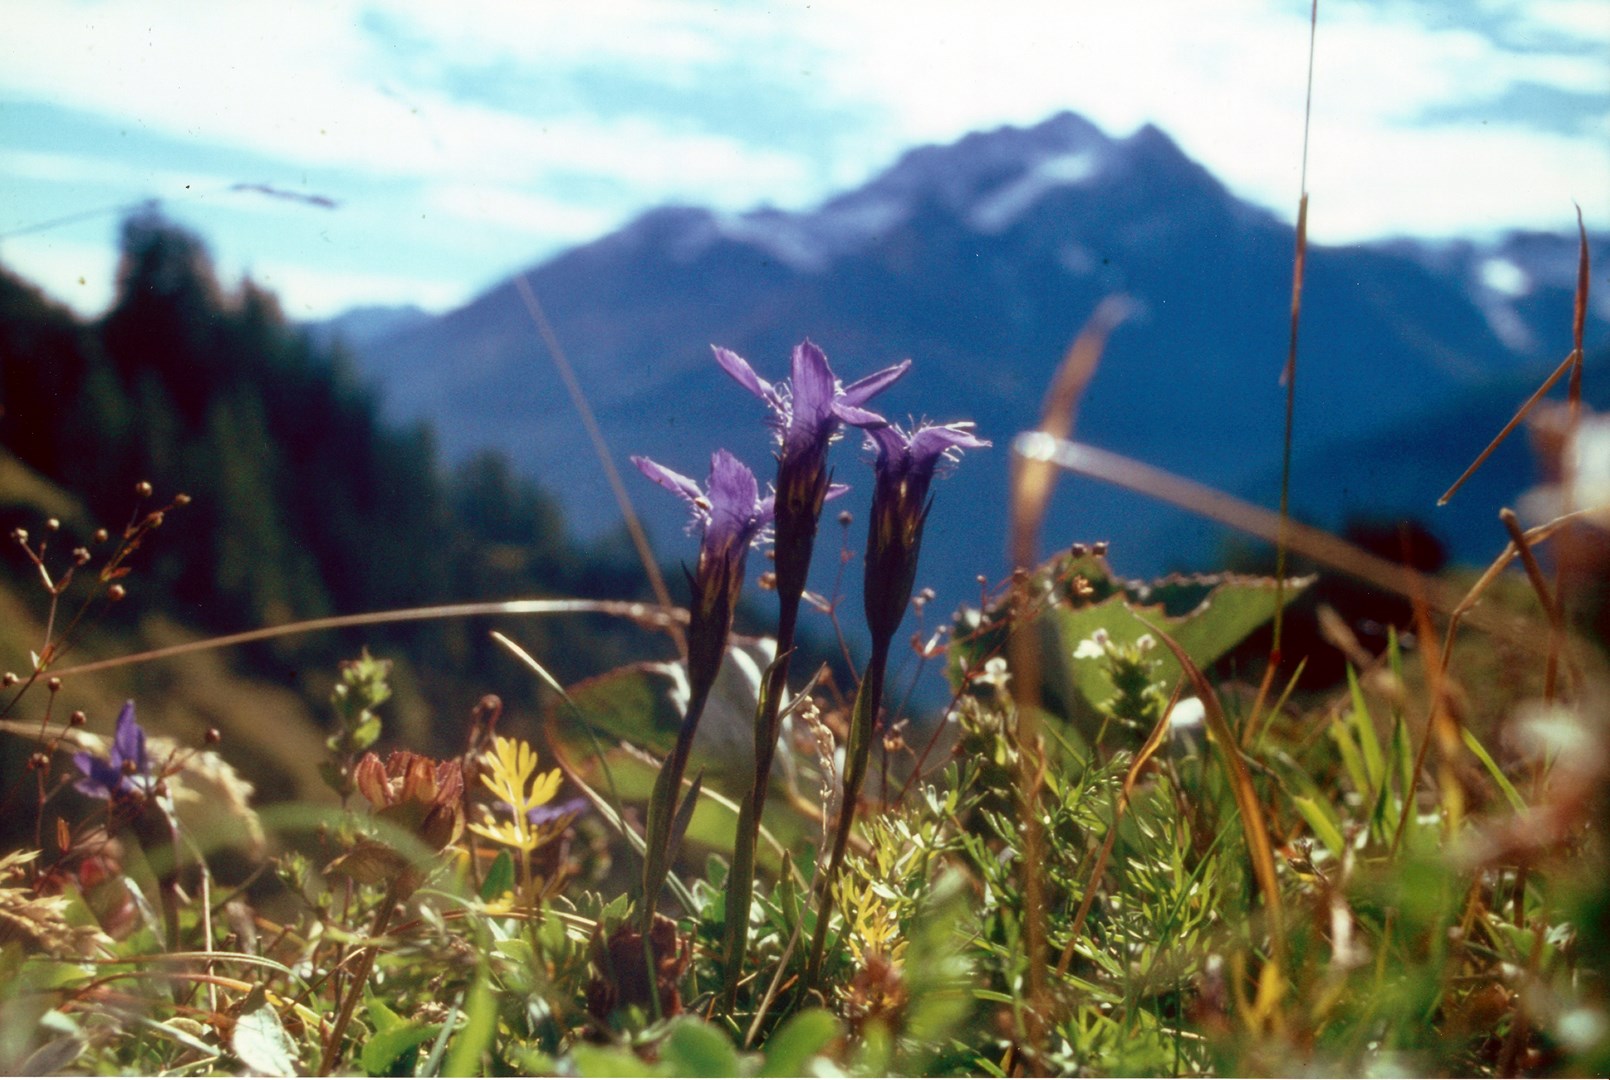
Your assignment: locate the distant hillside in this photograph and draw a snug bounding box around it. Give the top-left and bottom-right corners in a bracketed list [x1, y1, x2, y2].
[0, 216, 662, 758]
[343, 111, 1606, 630]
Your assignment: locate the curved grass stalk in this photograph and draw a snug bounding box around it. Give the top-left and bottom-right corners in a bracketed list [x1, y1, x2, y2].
[46, 598, 684, 678]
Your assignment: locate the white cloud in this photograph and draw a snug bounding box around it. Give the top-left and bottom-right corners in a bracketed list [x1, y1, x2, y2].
[3, 0, 1606, 317]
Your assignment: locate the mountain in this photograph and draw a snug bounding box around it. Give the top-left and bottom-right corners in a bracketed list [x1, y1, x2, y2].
[344, 111, 1606, 637]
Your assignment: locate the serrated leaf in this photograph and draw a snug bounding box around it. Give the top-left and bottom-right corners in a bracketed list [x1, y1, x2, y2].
[232, 986, 299, 1077]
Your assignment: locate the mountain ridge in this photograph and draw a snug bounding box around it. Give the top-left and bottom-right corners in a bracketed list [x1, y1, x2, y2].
[333, 110, 1605, 629]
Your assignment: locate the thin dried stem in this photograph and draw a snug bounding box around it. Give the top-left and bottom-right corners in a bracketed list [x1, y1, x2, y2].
[514, 273, 685, 657]
[48, 598, 684, 678]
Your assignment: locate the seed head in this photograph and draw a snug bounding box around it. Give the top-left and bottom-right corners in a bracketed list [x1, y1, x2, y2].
[45, 518, 60, 532]
[107, 584, 127, 602]
[93, 529, 109, 544]
[73, 547, 90, 566]
[135, 481, 153, 499]
[11, 528, 28, 544]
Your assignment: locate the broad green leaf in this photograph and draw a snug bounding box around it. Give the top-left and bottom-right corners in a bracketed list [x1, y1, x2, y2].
[951, 552, 1310, 721]
[232, 986, 299, 1077]
[661, 1018, 742, 1078]
[570, 1044, 654, 1077]
[480, 849, 515, 903]
[360, 1020, 441, 1076]
[760, 1008, 841, 1077]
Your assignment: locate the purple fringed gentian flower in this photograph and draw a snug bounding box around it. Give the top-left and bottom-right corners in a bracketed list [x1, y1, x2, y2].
[710, 340, 906, 1001]
[74, 700, 156, 801]
[862, 421, 991, 642]
[631, 449, 773, 929]
[806, 419, 989, 989]
[632, 449, 775, 698]
[714, 339, 906, 548]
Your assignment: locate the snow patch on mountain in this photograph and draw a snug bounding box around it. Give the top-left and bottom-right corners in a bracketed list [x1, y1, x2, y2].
[970, 151, 1101, 233]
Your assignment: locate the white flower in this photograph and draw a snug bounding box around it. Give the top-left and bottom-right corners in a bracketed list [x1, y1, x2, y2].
[1073, 629, 1111, 660]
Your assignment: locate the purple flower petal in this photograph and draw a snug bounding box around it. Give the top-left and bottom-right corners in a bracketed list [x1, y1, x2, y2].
[840, 359, 911, 407]
[711, 346, 774, 403]
[112, 701, 145, 776]
[632, 456, 704, 509]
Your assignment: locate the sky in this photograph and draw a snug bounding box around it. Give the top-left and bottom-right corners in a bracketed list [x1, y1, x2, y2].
[2, 0, 1606, 321]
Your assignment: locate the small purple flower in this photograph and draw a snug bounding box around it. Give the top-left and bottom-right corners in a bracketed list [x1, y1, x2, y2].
[713, 340, 907, 619]
[73, 700, 155, 801]
[632, 449, 774, 696]
[862, 421, 990, 643]
[713, 340, 908, 470]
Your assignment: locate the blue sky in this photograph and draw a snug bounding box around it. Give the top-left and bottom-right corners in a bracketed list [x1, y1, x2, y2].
[2, 0, 1606, 320]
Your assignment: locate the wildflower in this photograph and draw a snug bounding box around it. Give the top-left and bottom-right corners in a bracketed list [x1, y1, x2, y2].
[862, 421, 990, 643]
[713, 340, 907, 600]
[631, 449, 773, 926]
[352, 750, 465, 854]
[807, 418, 987, 988]
[710, 339, 905, 1004]
[73, 701, 156, 801]
[329, 751, 466, 891]
[631, 450, 774, 701]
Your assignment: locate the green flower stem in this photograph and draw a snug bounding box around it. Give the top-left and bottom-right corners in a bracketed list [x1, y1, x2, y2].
[803, 634, 890, 991]
[720, 624, 796, 1009]
[639, 684, 712, 932]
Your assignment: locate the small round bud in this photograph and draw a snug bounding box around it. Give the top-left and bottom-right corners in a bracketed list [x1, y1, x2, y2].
[919, 587, 936, 602]
[135, 481, 153, 499]
[121, 759, 138, 776]
[70, 710, 86, 727]
[45, 518, 60, 532]
[73, 547, 91, 566]
[976, 575, 988, 585]
[107, 584, 127, 602]
[149, 512, 165, 528]
[11, 528, 28, 544]
[838, 510, 853, 526]
[2, 673, 16, 687]
[28, 752, 49, 772]
[758, 571, 777, 591]
[93, 528, 109, 544]
[765, 548, 776, 561]
[174, 493, 191, 506]
[1092, 541, 1109, 556]
[205, 728, 221, 745]
[47, 677, 61, 692]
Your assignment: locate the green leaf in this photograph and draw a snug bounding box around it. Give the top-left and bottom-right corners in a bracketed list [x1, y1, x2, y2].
[571, 1044, 654, 1077]
[1462, 728, 1527, 813]
[480, 849, 515, 903]
[443, 969, 498, 1078]
[360, 1020, 441, 1076]
[1292, 794, 1346, 856]
[232, 986, 299, 1077]
[759, 1008, 841, 1077]
[661, 1018, 741, 1078]
[1347, 666, 1385, 793]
